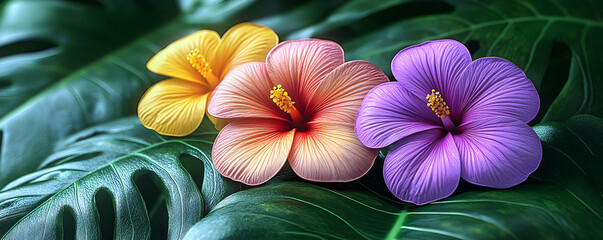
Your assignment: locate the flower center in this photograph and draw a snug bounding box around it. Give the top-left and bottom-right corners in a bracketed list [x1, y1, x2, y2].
[270, 84, 305, 128]
[270, 84, 295, 113]
[187, 49, 219, 88]
[426, 89, 450, 118]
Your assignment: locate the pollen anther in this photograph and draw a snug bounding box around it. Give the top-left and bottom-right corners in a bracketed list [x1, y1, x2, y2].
[270, 84, 296, 113]
[426, 89, 450, 118]
[187, 49, 213, 78]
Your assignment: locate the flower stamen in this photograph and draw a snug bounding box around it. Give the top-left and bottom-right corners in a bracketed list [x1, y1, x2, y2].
[270, 84, 304, 128]
[426, 89, 450, 118]
[270, 84, 295, 113]
[187, 49, 219, 88]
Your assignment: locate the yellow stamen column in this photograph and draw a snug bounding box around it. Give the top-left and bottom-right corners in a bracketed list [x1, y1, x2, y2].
[270, 85, 305, 128]
[188, 49, 220, 88]
[426, 89, 455, 131]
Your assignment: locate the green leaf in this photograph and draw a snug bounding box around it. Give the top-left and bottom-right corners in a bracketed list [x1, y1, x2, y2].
[340, 0, 603, 122]
[183, 115, 603, 239]
[183, 181, 603, 239]
[0, 117, 241, 238]
[532, 114, 603, 202]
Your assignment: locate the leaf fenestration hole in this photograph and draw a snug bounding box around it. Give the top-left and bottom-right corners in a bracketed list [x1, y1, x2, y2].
[64, 0, 104, 8]
[0, 80, 11, 90]
[133, 171, 168, 239]
[179, 154, 204, 191]
[0, 39, 57, 59]
[73, 131, 108, 143]
[59, 206, 76, 240]
[94, 189, 115, 240]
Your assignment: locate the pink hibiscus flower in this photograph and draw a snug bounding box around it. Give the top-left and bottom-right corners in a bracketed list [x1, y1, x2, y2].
[208, 39, 388, 185]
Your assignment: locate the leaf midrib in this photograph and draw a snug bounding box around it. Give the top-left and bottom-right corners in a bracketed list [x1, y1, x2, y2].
[384, 211, 407, 240]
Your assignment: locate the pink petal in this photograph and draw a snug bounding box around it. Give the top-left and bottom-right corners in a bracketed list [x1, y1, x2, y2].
[266, 39, 344, 111]
[451, 57, 540, 123]
[288, 122, 379, 182]
[355, 82, 442, 148]
[384, 129, 460, 205]
[208, 62, 288, 121]
[391, 39, 471, 101]
[453, 117, 542, 188]
[305, 60, 389, 124]
[212, 119, 295, 185]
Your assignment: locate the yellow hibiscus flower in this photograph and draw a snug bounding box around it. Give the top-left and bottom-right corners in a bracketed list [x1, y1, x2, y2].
[138, 23, 278, 136]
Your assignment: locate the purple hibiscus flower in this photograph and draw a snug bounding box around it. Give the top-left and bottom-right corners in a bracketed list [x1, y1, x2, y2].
[355, 39, 542, 205]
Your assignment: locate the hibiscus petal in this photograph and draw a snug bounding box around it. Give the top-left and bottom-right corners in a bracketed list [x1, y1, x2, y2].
[355, 82, 442, 148]
[391, 39, 471, 101]
[212, 119, 295, 185]
[266, 39, 344, 112]
[208, 62, 288, 121]
[213, 23, 278, 79]
[288, 122, 379, 182]
[452, 57, 540, 123]
[137, 78, 210, 136]
[147, 30, 220, 86]
[384, 129, 460, 205]
[306, 60, 389, 124]
[453, 117, 542, 188]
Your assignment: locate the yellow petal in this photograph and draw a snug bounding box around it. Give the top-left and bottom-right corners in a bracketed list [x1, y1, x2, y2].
[207, 112, 232, 131]
[147, 30, 220, 86]
[138, 78, 210, 136]
[213, 23, 278, 79]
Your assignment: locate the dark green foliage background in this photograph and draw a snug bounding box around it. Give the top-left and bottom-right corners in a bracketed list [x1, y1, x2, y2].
[0, 0, 601, 239]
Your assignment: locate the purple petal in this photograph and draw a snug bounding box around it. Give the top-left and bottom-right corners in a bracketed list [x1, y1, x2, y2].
[356, 82, 442, 148]
[384, 129, 460, 205]
[391, 39, 471, 101]
[450, 57, 540, 123]
[453, 117, 542, 188]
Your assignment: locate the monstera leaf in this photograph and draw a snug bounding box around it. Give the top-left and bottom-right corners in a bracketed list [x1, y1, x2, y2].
[0, 117, 241, 238]
[183, 115, 603, 239]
